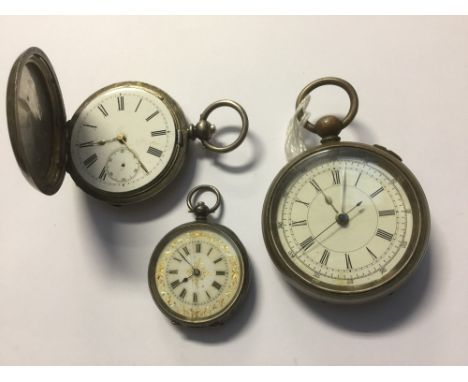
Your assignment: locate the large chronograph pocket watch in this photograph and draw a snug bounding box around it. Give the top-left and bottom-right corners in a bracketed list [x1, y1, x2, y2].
[148, 185, 250, 327]
[6, 47, 248, 205]
[262, 77, 430, 304]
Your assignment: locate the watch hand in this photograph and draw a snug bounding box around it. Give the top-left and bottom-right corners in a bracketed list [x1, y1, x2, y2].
[341, 166, 347, 213]
[116, 134, 150, 174]
[182, 273, 194, 283]
[178, 252, 194, 269]
[294, 201, 363, 257]
[76, 137, 119, 147]
[313, 181, 339, 214]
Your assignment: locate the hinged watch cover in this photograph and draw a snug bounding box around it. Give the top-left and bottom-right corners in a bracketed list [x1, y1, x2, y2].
[7, 47, 67, 195]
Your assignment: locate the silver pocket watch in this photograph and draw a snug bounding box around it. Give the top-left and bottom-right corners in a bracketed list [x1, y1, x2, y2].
[7, 47, 248, 205]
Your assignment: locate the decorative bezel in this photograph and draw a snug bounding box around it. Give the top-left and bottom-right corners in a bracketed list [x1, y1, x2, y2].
[148, 221, 250, 327]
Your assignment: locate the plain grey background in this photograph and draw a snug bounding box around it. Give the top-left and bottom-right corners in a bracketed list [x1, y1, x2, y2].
[0, 16, 467, 365]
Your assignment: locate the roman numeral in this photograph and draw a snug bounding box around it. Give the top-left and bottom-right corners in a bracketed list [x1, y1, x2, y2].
[212, 281, 222, 290]
[216, 271, 226, 276]
[98, 166, 107, 180]
[366, 247, 377, 260]
[213, 258, 222, 264]
[205, 291, 211, 299]
[179, 288, 187, 299]
[295, 199, 310, 207]
[370, 187, 384, 198]
[146, 110, 159, 121]
[170, 280, 181, 289]
[147, 146, 162, 157]
[193, 293, 198, 303]
[320, 249, 330, 265]
[134, 98, 142, 112]
[345, 253, 352, 269]
[376, 228, 393, 241]
[300, 236, 315, 251]
[310, 179, 321, 191]
[196, 243, 201, 253]
[207, 248, 213, 256]
[83, 153, 98, 168]
[182, 247, 189, 256]
[355, 171, 362, 187]
[173, 257, 182, 262]
[82, 123, 97, 128]
[151, 130, 166, 137]
[168, 270, 178, 274]
[379, 209, 396, 217]
[292, 220, 307, 227]
[98, 104, 108, 117]
[332, 169, 340, 185]
[117, 94, 124, 111]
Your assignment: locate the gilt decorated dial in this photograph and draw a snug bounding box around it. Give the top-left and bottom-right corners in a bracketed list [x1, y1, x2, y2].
[69, 85, 176, 193]
[152, 227, 244, 324]
[275, 151, 414, 293]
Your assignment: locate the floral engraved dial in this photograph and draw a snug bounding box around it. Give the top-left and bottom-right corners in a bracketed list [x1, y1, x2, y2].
[151, 227, 245, 324]
[271, 148, 415, 294]
[69, 84, 177, 193]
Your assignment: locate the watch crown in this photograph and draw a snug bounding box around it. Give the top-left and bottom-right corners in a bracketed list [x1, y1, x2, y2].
[309, 115, 343, 143]
[192, 201, 210, 220]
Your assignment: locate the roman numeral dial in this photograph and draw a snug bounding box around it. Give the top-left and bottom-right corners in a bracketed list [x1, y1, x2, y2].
[152, 228, 245, 325]
[274, 154, 413, 292]
[70, 86, 177, 194]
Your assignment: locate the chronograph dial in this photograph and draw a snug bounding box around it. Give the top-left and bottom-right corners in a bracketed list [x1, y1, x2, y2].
[262, 78, 430, 303]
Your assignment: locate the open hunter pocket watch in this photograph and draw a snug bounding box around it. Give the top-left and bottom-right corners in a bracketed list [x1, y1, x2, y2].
[6, 47, 248, 205]
[262, 77, 430, 304]
[148, 185, 250, 327]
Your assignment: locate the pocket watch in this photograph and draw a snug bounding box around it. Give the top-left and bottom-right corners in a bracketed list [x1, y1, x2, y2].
[148, 185, 250, 327]
[262, 77, 430, 304]
[6, 47, 248, 205]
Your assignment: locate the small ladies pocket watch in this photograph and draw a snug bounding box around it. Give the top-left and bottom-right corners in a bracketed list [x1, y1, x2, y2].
[148, 185, 250, 326]
[6, 47, 248, 205]
[262, 77, 430, 304]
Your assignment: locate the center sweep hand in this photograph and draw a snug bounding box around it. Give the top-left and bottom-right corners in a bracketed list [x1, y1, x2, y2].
[294, 200, 363, 257]
[116, 134, 149, 174]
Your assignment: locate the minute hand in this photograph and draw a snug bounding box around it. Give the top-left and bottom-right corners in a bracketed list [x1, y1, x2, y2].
[76, 137, 119, 147]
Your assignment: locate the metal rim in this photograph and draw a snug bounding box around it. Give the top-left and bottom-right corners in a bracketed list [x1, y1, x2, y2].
[148, 221, 250, 327]
[186, 184, 221, 214]
[295, 77, 359, 133]
[262, 142, 430, 304]
[198, 99, 249, 153]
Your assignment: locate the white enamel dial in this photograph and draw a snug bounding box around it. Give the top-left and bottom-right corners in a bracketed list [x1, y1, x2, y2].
[274, 151, 414, 293]
[152, 227, 245, 324]
[69, 85, 176, 193]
